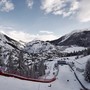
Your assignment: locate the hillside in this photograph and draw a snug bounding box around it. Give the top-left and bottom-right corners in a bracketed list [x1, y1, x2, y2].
[0, 55, 90, 90]
[0, 33, 22, 50]
[50, 29, 90, 47]
[0, 30, 90, 90]
[0, 33, 47, 78]
[0, 32, 61, 79]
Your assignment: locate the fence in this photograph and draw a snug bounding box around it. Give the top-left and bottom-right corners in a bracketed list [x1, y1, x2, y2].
[0, 70, 56, 83]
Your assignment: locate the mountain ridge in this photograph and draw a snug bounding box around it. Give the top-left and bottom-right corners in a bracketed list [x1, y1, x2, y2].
[50, 29, 90, 47]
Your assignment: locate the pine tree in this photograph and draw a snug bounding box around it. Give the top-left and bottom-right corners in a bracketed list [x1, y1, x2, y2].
[7, 50, 14, 73]
[38, 60, 45, 76]
[18, 51, 27, 76]
[0, 47, 3, 66]
[85, 59, 90, 82]
[0, 47, 4, 72]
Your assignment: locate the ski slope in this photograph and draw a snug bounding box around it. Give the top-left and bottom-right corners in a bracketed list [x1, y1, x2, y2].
[0, 62, 82, 90]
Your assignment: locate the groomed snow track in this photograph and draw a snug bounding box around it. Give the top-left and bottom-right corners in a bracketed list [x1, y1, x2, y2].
[68, 64, 89, 90]
[0, 71, 56, 83]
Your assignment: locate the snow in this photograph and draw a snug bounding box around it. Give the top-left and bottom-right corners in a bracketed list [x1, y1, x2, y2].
[44, 61, 58, 79]
[0, 76, 41, 90]
[60, 55, 90, 89]
[73, 55, 90, 89]
[57, 45, 86, 53]
[0, 32, 90, 90]
[24, 40, 56, 53]
[0, 59, 83, 90]
[1, 54, 90, 90]
[63, 46, 86, 53]
[0, 32, 20, 50]
[59, 29, 90, 43]
[56, 65, 81, 90]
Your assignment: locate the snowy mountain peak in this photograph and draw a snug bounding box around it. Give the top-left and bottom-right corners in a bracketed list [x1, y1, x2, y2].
[50, 29, 90, 47]
[60, 29, 90, 43]
[0, 32, 23, 50]
[0, 32, 7, 42]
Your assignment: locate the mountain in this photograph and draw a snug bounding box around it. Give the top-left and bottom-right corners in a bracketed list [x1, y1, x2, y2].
[1, 30, 90, 90]
[0, 32, 24, 74]
[0, 33, 22, 50]
[24, 40, 57, 53]
[0, 33, 60, 78]
[24, 40, 61, 60]
[50, 29, 90, 47]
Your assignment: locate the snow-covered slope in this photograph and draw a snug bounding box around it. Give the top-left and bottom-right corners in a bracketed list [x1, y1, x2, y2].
[24, 40, 57, 53]
[64, 55, 90, 89]
[23, 40, 61, 60]
[0, 32, 25, 71]
[50, 29, 90, 47]
[0, 32, 22, 50]
[0, 60, 82, 90]
[59, 29, 90, 44]
[1, 54, 90, 90]
[0, 34, 56, 79]
[0, 30, 90, 90]
[0, 32, 33, 77]
[61, 46, 87, 53]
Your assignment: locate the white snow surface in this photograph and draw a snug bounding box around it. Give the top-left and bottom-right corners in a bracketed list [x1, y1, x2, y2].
[74, 55, 90, 89]
[61, 55, 90, 89]
[0, 57, 85, 90]
[63, 46, 86, 53]
[57, 45, 86, 53]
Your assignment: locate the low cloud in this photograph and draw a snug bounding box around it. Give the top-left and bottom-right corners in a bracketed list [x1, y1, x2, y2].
[0, 26, 58, 42]
[39, 30, 53, 34]
[26, 0, 33, 9]
[0, 0, 14, 12]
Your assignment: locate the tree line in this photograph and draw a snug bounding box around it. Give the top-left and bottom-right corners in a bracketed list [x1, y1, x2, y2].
[0, 47, 46, 79]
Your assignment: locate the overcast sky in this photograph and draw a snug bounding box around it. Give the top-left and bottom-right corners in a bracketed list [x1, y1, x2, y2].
[0, 0, 90, 42]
